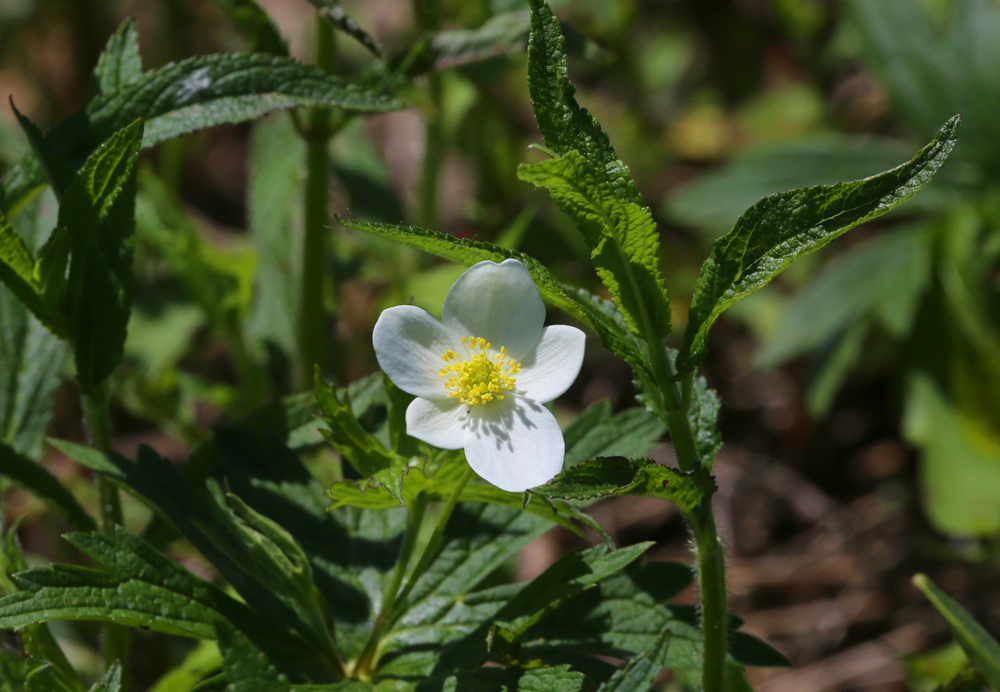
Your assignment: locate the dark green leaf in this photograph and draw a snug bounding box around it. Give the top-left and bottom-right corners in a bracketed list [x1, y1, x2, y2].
[676, 114, 961, 374]
[526, 0, 641, 207]
[442, 543, 652, 669]
[212, 0, 288, 55]
[308, 0, 382, 58]
[215, 619, 292, 692]
[58, 119, 143, 394]
[597, 630, 670, 691]
[9, 102, 75, 199]
[914, 574, 1000, 690]
[0, 442, 95, 531]
[340, 220, 652, 380]
[48, 441, 320, 668]
[728, 631, 791, 668]
[535, 456, 716, 518]
[562, 401, 665, 468]
[2, 54, 402, 215]
[93, 19, 143, 96]
[518, 150, 672, 342]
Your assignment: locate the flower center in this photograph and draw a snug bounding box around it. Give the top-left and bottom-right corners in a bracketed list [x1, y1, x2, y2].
[439, 336, 521, 406]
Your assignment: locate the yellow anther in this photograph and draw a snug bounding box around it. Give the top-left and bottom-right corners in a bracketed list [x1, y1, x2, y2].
[440, 336, 520, 407]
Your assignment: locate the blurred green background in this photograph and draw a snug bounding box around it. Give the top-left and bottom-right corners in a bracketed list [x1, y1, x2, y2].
[2, 0, 1000, 689]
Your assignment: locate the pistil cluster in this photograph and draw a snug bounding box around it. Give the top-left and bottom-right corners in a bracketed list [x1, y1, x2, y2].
[439, 336, 521, 406]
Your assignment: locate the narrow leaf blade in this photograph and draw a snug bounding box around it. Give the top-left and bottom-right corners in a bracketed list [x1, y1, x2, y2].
[677, 114, 961, 373]
[914, 573, 1000, 690]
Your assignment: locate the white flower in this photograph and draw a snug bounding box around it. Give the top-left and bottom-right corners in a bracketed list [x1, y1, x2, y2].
[372, 259, 586, 492]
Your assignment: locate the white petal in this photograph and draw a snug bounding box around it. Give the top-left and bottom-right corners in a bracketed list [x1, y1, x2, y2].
[441, 259, 545, 360]
[373, 305, 452, 400]
[405, 397, 467, 450]
[463, 398, 564, 492]
[515, 325, 586, 404]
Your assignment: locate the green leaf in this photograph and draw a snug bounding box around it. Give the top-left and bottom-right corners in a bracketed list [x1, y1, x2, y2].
[58, 119, 143, 394]
[689, 370, 723, 467]
[904, 374, 1000, 537]
[315, 371, 408, 504]
[247, 115, 305, 358]
[211, 0, 288, 55]
[2, 54, 402, 215]
[147, 641, 221, 692]
[0, 195, 66, 458]
[758, 226, 932, 368]
[88, 663, 122, 692]
[340, 220, 652, 380]
[0, 211, 46, 321]
[0, 442, 95, 531]
[848, 0, 1000, 178]
[0, 523, 84, 692]
[308, 0, 382, 58]
[525, 0, 641, 207]
[914, 574, 1000, 691]
[534, 456, 716, 518]
[518, 150, 672, 342]
[92, 19, 143, 96]
[215, 619, 292, 692]
[136, 168, 256, 340]
[597, 630, 670, 691]
[665, 136, 925, 238]
[562, 401, 665, 469]
[9, 103, 76, 200]
[325, 452, 598, 540]
[676, 114, 961, 374]
[443, 543, 652, 669]
[728, 631, 791, 668]
[48, 441, 321, 666]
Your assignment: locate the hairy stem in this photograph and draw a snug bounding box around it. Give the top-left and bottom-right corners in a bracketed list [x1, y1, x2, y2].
[297, 18, 336, 392]
[81, 385, 129, 682]
[647, 337, 727, 692]
[692, 509, 728, 692]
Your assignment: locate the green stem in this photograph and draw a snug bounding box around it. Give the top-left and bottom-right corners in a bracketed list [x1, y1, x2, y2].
[297, 17, 336, 392]
[81, 385, 129, 682]
[692, 510, 728, 692]
[642, 332, 726, 692]
[355, 469, 473, 675]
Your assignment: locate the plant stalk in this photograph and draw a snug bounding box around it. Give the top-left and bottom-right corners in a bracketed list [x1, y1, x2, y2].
[691, 509, 728, 692]
[648, 340, 727, 692]
[297, 18, 336, 392]
[81, 385, 129, 681]
[355, 468, 473, 675]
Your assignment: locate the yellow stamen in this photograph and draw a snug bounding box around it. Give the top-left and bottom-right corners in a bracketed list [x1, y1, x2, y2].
[440, 336, 520, 407]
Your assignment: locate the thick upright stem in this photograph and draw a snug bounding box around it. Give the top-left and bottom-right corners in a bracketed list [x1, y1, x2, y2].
[81, 385, 129, 681]
[692, 510, 728, 692]
[646, 340, 727, 692]
[297, 19, 336, 392]
[417, 72, 444, 230]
